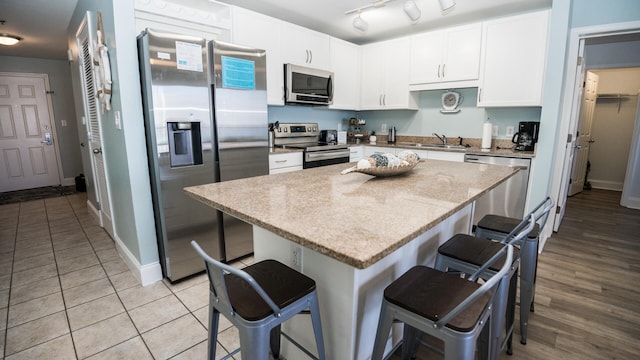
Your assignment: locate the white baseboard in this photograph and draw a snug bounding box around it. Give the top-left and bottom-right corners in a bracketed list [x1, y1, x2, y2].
[87, 200, 100, 224]
[590, 179, 623, 191]
[113, 233, 163, 286]
[62, 177, 75, 186]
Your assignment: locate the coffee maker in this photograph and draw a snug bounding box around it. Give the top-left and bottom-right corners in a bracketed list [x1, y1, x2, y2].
[512, 121, 539, 151]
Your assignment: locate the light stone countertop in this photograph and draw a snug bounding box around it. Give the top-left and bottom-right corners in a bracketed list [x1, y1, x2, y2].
[185, 160, 517, 269]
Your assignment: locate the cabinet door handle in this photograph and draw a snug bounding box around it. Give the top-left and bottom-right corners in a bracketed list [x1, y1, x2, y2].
[442, 63, 446, 78]
[275, 159, 288, 163]
[383, 94, 386, 106]
[379, 94, 383, 106]
[478, 88, 482, 102]
[437, 64, 441, 79]
[309, 50, 313, 63]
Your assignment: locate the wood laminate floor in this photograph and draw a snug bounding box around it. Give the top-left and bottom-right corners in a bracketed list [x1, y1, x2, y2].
[391, 189, 640, 359]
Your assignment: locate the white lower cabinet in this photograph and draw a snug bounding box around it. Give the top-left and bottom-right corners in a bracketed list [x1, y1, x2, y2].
[269, 152, 303, 174]
[349, 146, 364, 162]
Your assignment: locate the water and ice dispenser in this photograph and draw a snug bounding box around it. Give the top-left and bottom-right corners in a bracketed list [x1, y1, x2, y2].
[167, 122, 203, 167]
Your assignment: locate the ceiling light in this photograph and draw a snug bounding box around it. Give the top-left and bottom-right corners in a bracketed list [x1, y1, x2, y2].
[439, 0, 456, 14]
[353, 13, 369, 32]
[403, 0, 421, 21]
[0, 33, 21, 46]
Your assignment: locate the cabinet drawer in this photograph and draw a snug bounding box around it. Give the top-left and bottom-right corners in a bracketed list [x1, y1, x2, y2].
[269, 152, 303, 172]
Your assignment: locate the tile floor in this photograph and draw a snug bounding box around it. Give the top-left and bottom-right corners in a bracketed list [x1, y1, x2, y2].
[0, 193, 252, 359]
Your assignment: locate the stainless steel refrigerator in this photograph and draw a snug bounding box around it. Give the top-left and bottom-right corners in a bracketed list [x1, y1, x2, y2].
[138, 29, 269, 282]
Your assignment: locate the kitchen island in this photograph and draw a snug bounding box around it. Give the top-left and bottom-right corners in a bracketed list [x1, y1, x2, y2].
[185, 159, 517, 359]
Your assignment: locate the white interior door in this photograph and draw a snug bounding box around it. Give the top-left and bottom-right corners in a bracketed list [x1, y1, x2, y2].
[568, 71, 599, 196]
[0, 73, 61, 192]
[76, 15, 114, 237]
[554, 40, 586, 231]
[621, 96, 640, 209]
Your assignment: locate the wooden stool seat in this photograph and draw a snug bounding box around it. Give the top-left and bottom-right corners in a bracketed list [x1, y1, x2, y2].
[226, 259, 316, 321]
[438, 234, 520, 272]
[478, 215, 540, 239]
[384, 265, 493, 332]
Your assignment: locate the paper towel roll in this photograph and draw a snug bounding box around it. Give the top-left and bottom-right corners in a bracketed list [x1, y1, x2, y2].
[481, 122, 492, 149]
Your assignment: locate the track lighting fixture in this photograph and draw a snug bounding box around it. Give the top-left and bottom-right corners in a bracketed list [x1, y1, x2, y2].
[439, 0, 456, 14]
[403, 0, 421, 21]
[353, 12, 369, 32]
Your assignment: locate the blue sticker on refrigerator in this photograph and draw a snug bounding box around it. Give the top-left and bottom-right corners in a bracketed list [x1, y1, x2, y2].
[221, 56, 255, 90]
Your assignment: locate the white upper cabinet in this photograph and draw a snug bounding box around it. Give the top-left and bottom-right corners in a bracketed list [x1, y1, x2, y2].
[409, 23, 482, 90]
[329, 37, 360, 110]
[232, 7, 284, 105]
[281, 23, 331, 70]
[360, 37, 418, 110]
[477, 10, 550, 107]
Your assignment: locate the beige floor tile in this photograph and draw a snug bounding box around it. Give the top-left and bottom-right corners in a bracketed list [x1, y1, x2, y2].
[67, 293, 125, 331]
[90, 238, 116, 252]
[12, 242, 53, 261]
[0, 274, 10, 291]
[4, 311, 69, 356]
[171, 340, 232, 360]
[85, 336, 153, 360]
[128, 294, 188, 333]
[14, 228, 50, 242]
[0, 307, 6, 330]
[7, 292, 65, 328]
[5, 334, 76, 360]
[0, 288, 8, 308]
[142, 314, 207, 359]
[101, 258, 129, 277]
[118, 281, 171, 310]
[164, 273, 208, 293]
[217, 326, 240, 355]
[12, 252, 56, 274]
[174, 281, 209, 312]
[0, 261, 11, 276]
[63, 277, 115, 308]
[109, 271, 139, 292]
[0, 328, 5, 356]
[13, 237, 51, 253]
[52, 237, 90, 252]
[72, 313, 138, 359]
[193, 305, 233, 332]
[57, 252, 100, 275]
[11, 263, 58, 288]
[95, 248, 120, 264]
[54, 243, 95, 262]
[9, 276, 60, 306]
[59, 264, 106, 290]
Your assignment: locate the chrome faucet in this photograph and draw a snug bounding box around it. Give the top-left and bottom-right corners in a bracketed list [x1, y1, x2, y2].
[433, 133, 447, 145]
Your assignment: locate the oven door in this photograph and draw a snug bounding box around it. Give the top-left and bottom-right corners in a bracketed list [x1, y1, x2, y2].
[304, 149, 350, 169]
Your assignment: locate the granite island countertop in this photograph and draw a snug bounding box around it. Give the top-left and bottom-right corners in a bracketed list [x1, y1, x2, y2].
[185, 160, 517, 269]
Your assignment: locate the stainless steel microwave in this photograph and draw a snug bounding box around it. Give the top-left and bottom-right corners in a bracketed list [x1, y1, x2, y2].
[284, 63, 333, 105]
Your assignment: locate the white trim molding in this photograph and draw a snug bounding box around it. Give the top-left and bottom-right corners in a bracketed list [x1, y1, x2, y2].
[114, 233, 163, 286]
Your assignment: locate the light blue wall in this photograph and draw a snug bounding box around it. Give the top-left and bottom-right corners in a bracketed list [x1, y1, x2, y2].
[68, 0, 158, 265]
[269, 88, 541, 141]
[571, 0, 640, 28]
[0, 56, 82, 180]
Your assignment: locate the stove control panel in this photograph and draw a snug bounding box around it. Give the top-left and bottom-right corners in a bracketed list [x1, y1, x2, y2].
[273, 123, 319, 138]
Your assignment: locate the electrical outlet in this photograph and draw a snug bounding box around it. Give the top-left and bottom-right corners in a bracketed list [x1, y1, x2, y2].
[381, 123, 388, 133]
[506, 126, 515, 137]
[492, 125, 499, 137]
[290, 244, 302, 271]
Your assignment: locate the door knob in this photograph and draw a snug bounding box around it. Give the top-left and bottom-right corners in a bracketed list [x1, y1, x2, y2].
[93, 148, 102, 154]
[41, 132, 52, 145]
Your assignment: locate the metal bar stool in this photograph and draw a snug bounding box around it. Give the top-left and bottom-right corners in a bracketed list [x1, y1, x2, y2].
[191, 241, 326, 360]
[372, 243, 514, 360]
[434, 215, 536, 360]
[474, 197, 554, 345]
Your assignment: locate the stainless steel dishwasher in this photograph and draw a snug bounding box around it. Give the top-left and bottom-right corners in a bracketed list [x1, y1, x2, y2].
[464, 154, 531, 226]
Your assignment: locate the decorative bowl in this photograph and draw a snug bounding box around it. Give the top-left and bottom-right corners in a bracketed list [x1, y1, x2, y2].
[341, 160, 419, 177]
